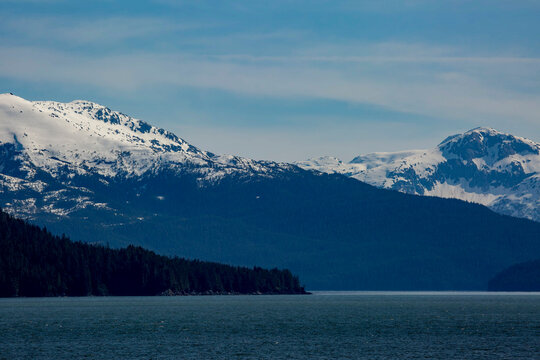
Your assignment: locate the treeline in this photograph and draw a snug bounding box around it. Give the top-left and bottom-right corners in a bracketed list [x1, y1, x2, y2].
[488, 259, 540, 291]
[0, 209, 306, 297]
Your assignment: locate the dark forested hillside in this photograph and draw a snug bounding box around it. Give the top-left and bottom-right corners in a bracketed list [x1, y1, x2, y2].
[488, 259, 540, 291]
[36, 170, 540, 291]
[0, 209, 306, 297]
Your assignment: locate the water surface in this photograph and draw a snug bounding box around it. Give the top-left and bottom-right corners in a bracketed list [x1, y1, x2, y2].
[0, 293, 538, 359]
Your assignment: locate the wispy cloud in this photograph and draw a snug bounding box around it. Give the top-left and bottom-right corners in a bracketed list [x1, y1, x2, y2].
[1, 45, 539, 126]
[213, 54, 540, 65]
[0, 16, 208, 46]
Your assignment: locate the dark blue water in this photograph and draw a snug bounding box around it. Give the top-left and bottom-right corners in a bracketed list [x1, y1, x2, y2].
[0, 292, 538, 359]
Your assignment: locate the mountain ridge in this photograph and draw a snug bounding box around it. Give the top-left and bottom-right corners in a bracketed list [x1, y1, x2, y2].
[2, 93, 540, 290]
[0, 93, 299, 218]
[298, 127, 540, 222]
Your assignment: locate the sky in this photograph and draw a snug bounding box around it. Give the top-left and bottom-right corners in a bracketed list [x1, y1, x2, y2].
[1, 0, 539, 162]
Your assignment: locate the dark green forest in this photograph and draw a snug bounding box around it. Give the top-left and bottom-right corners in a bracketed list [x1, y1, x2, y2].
[488, 259, 540, 291]
[0, 209, 306, 297]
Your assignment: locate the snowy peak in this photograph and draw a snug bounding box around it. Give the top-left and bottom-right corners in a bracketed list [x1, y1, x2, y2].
[297, 128, 540, 222]
[350, 150, 428, 168]
[50, 99, 186, 146]
[0, 93, 299, 187]
[0, 94, 299, 218]
[295, 156, 346, 172]
[31, 97, 206, 156]
[0, 94, 222, 178]
[438, 127, 539, 165]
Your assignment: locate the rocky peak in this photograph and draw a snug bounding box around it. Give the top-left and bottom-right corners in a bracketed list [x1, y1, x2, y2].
[438, 127, 539, 164]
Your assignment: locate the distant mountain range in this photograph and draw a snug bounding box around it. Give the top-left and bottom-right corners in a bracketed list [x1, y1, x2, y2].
[1, 93, 539, 290]
[487, 258, 540, 292]
[298, 128, 540, 223]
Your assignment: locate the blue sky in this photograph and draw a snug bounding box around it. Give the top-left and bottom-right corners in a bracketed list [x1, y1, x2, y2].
[1, 0, 539, 161]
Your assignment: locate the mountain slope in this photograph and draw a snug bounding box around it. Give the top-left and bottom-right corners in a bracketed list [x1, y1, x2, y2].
[297, 128, 540, 222]
[0, 93, 295, 218]
[1, 93, 540, 290]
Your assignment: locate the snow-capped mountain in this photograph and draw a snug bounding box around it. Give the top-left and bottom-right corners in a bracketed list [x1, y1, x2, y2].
[2, 93, 540, 290]
[297, 128, 540, 222]
[0, 93, 295, 218]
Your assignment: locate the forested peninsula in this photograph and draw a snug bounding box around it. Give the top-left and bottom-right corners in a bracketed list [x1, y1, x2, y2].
[0, 209, 307, 297]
